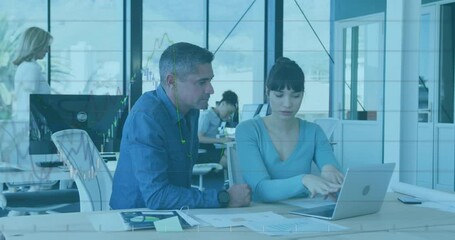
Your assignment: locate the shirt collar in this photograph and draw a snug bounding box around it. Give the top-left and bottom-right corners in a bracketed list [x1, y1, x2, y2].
[156, 84, 187, 123]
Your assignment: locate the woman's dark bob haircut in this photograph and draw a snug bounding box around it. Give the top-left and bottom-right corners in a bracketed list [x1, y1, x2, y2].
[266, 57, 305, 93]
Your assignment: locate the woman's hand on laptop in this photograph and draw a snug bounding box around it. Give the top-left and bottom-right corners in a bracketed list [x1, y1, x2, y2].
[302, 175, 341, 198]
[321, 165, 344, 185]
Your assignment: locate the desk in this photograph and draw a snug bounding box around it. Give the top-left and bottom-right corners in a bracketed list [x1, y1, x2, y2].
[0, 193, 454, 239]
[1, 161, 117, 191]
[0, 165, 70, 187]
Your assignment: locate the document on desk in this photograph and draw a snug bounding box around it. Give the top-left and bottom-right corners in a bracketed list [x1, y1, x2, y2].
[243, 217, 347, 236]
[195, 211, 285, 228]
[280, 196, 336, 209]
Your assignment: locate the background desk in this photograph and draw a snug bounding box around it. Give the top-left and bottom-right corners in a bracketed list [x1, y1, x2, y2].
[0, 161, 117, 191]
[0, 193, 454, 240]
[0, 166, 70, 188]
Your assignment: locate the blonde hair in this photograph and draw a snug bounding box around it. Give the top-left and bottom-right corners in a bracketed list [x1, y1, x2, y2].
[12, 27, 53, 65]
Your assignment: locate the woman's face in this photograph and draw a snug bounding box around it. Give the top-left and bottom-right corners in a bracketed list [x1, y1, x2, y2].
[218, 102, 236, 121]
[36, 45, 49, 59]
[268, 87, 303, 119]
[37, 39, 52, 60]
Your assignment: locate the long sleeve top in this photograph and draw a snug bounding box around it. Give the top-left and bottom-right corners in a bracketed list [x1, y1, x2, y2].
[235, 117, 340, 202]
[13, 61, 50, 121]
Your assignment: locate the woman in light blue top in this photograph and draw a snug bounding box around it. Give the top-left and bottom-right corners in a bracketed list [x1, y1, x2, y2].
[236, 57, 343, 202]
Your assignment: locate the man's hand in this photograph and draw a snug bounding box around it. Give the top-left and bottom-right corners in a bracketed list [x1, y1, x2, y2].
[302, 175, 341, 198]
[321, 165, 344, 184]
[227, 184, 251, 207]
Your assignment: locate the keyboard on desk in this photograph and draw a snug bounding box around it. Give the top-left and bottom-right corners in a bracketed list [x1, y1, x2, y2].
[35, 161, 65, 168]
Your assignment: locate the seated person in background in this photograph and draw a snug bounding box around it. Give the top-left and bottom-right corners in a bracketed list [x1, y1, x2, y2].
[198, 90, 238, 167]
[235, 57, 344, 203]
[110, 42, 251, 210]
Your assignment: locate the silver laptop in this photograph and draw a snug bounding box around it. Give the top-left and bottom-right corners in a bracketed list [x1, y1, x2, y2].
[290, 163, 395, 220]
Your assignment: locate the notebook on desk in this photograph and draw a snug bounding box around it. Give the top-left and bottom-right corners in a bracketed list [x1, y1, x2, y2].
[290, 163, 395, 220]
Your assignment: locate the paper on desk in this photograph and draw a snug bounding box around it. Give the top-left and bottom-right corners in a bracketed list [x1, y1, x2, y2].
[243, 217, 347, 236]
[89, 212, 127, 232]
[280, 196, 336, 209]
[154, 216, 183, 232]
[195, 211, 285, 228]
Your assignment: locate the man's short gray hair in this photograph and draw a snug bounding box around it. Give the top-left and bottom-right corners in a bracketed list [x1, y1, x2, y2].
[159, 42, 214, 84]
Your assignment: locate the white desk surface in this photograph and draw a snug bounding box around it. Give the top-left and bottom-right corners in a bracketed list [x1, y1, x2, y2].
[0, 193, 454, 240]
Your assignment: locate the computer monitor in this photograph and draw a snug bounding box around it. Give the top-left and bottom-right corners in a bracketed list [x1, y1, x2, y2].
[29, 94, 128, 155]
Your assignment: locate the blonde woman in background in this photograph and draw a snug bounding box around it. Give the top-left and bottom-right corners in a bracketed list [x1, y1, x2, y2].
[12, 26, 53, 121]
[6, 27, 54, 216]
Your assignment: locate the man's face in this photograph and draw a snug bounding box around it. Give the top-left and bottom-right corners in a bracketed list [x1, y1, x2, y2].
[175, 63, 214, 113]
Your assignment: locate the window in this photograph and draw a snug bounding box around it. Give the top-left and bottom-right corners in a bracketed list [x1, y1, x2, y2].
[142, 0, 206, 93]
[283, 0, 331, 120]
[50, 0, 124, 95]
[0, 0, 47, 120]
[209, 0, 265, 109]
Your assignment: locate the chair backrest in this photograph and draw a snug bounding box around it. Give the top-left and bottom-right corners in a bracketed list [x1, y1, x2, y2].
[311, 118, 340, 175]
[51, 129, 113, 212]
[226, 143, 245, 187]
[257, 104, 269, 117]
[240, 104, 262, 122]
[313, 118, 340, 140]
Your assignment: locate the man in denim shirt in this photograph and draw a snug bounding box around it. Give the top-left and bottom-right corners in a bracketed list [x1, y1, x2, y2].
[110, 42, 251, 210]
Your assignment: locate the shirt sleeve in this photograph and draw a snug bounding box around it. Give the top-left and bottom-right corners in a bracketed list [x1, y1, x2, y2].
[198, 110, 210, 135]
[15, 63, 42, 93]
[235, 120, 307, 202]
[127, 112, 219, 209]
